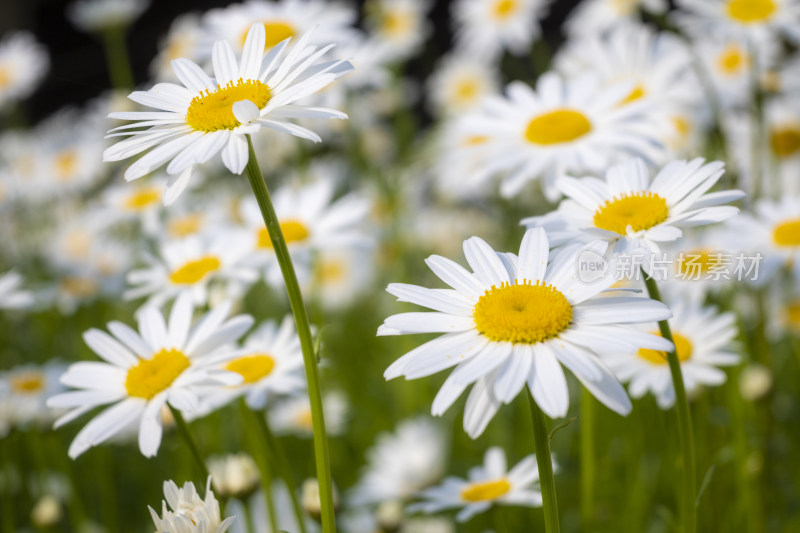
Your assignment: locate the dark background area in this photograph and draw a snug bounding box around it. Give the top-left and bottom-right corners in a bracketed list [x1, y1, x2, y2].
[2, 0, 584, 124]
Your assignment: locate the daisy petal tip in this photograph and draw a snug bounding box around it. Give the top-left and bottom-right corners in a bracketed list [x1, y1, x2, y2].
[232, 99, 260, 125]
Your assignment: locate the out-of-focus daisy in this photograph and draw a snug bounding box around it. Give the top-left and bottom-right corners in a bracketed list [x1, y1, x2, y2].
[150, 478, 235, 533]
[349, 417, 447, 506]
[430, 118, 496, 200]
[674, 0, 800, 43]
[726, 196, 800, 282]
[0, 271, 34, 310]
[239, 174, 372, 287]
[150, 13, 203, 81]
[426, 54, 499, 117]
[269, 390, 348, 437]
[207, 453, 261, 499]
[452, 0, 550, 61]
[380, 228, 674, 437]
[602, 296, 740, 408]
[101, 176, 165, 234]
[555, 23, 699, 157]
[67, 0, 150, 32]
[410, 447, 543, 522]
[310, 246, 377, 310]
[364, 0, 432, 63]
[196, 316, 305, 414]
[459, 72, 663, 200]
[103, 23, 353, 204]
[229, 481, 314, 533]
[664, 227, 739, 300]
[342, 511, 456, 533]
[47, 293, 252, 458]
[524, 158, 744, 269]
[0, 32, 49, 109]
[125, 229, 258, 309]
[202, 0, 360, 56]
[564, 0, 667, 37]
[0, 363, 67, 432]
[693, 33, 779, 108]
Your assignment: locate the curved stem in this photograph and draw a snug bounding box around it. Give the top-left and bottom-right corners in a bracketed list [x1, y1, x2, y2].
[243, 135, 336, 532]
[527, 394, 560, 533]
[167, 404, 210, 482]
[642, 271, 697, 533]
[238, 402, 280, 533]
[580, 389, 596, 530]
[101, 27, 134, 90]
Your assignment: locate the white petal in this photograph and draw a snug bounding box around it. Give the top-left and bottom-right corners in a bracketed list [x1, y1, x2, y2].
[221, 133, 249, 175]
[528, 343, 569, 418]
[555, 343, 632, 415]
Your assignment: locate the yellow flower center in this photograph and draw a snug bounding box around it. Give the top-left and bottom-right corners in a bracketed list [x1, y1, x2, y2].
[380, 10, 413, 37]
[54, 150, 79, 181]
[0, 66, 11, 88]
[64, 230, 92, 260]
[460, 479, 512, 502]
[676, 249, 724, 277]
[123, 187, 161, 211]
[620, 85, 646, 106]
[225, 354, 276, 384]
[784, 301, 800, 330]
[638, 332, 693, 364]
[524, 109, 592, 146]
[717, 44, 747, 75]
[454, 79, 480, 104]
[611, 0, 639, 15]
[473, 281, 573, 344]
[169, 256, 222, 284]
[773, 218, 800, 246]
[10, 372, 45, 394]
[770, 127, 800, 158]
[168, 213, 204, 238]
[61, 276, 99, 297]
[239, 21, 296, 50]
[673, 116, 691, 139]
[726, 0, 776, 23]
[593, 192, 669, 235]
[125, 348, 191, 399]
[185, 79, 271, 133]
[256, 220, 310, 249]
[315, 259, 346, 284]
[463, 134, 489, 147]
[492, 0, 518, 19]
[296, 408, 313, 429]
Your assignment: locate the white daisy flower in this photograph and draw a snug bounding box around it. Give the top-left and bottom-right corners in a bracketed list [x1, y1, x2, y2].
[67, 0, 150, 32]
[564, 0, 667, 37]
[725, 196, 800, 282]
[380, 228, 673, 438]
[663, 227, 740, 300]
[269, 390, 348, 438]
[103, 23, 353, 204]
[674, 0, 800, 44]
[150, 478, 236, 533]
[207, 453, 261, 499]
[602, 296, 740, 408]
[430, 118, 497, 200]
[458, 72, 664, 200]
[524, 158, 745, 270]
[239, 173, 372, 288]
[410, 447, 543, 522]
[310, 246, 377, 311]
[426, 53, 500, 117]
[125, 229, 258, 309]
[47, 292, 253, 458]
[451, 0, 551, 61]
[554, 22, 700, 157]
[349, 417, 447, 506]
[201, 0, 360, 56]
[0, 270, 34, 310]
[0, 362, 67, 432]
[101, 176, 165, 234]
[0, 32, 49, 109]
[196, 316, 305, 414]
[364, 0, 432, 63]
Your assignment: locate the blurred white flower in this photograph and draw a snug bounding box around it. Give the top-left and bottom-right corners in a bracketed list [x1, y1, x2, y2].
[208, 453, 261, 499]
[0, 271, 34, 310]
[364, 0, 432, 63]
[67, 0, 150, 32]
[564, 0, 667, 37]
[0, 32, 49, 109]
[674, 0, 800, 44]
[269, 390, 348, 438]
[426, 54, 500, 117]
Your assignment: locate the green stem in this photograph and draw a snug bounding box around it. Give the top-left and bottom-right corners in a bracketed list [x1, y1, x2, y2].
[527, 394, 560, 533]
[0, 433, 15, 533]
[242, 496, 258, 533]
[101, 27, 134, 90]
[168, 404, 210, 482]
[253, 408, 308, 533]
[580, 389, 596, 530]
[243, 135, 336, 532]
[642, 271, 697, 533]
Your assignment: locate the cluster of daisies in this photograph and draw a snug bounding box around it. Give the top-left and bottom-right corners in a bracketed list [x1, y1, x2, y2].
[1, 0, 800, 530]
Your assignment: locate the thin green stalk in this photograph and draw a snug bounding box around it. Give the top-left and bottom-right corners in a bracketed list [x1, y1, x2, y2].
[748, 39, 766, 201]
[243, 135, 336, 532]
[527, 394, 560, 533]
[242, 497, 258, 533]
[168, 404, 210, 482]
[101, 27, 134, 90]
[0, 433, 15, 533]
[238, 402, 290, 533]
[642, 271, 697, 533]
[253, 408, 308, 533]
[580, 389, 596, 530]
